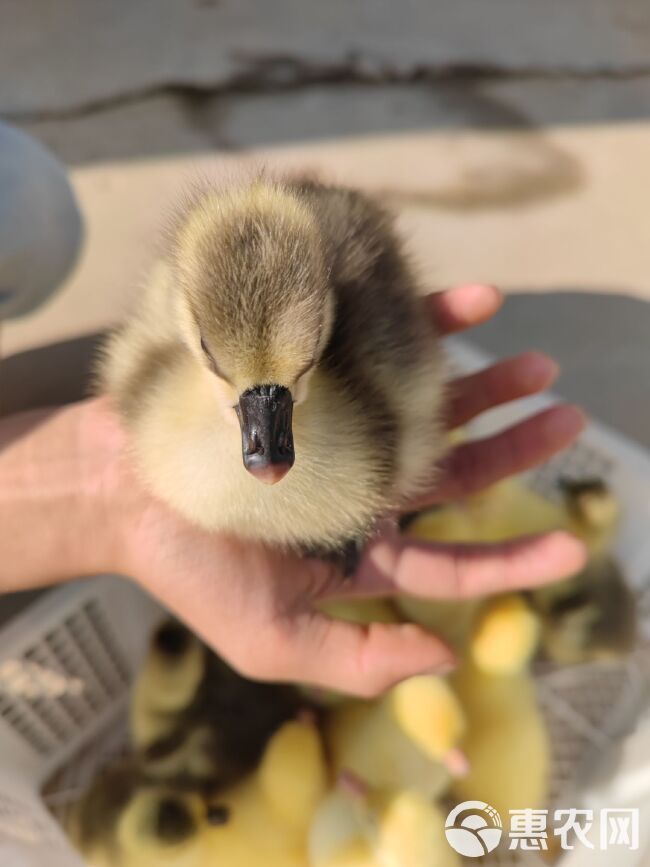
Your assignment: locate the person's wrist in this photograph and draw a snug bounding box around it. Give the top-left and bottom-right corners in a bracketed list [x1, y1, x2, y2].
[77, 397, 140, 578]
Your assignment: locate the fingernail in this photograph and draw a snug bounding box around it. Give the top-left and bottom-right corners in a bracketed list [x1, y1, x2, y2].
[465, 283, 503, 313]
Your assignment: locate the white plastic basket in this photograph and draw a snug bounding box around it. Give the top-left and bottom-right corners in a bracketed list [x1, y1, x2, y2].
[0, 338, 648, 867]
[448, 340, 650, 865]
[0, 576, 163, 867]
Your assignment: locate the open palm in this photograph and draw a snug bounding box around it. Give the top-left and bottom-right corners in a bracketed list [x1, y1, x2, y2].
[122, 284, 586, 696]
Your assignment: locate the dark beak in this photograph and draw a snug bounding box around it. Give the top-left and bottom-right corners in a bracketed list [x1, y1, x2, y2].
[236, 385, 295, 484]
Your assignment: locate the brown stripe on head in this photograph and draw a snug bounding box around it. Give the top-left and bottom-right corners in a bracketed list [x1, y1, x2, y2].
[170, 178, 333, 394]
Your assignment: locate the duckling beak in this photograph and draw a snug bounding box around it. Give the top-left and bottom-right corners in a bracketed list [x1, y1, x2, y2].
[236, 385, 295, 484]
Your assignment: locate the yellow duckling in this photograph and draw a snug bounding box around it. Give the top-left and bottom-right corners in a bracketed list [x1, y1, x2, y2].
[396, 478, 558, 657]
[437, 595, 550, 819]
[315, 595, 468, 796]
[529, 479, 636, 664]
[450, 651, 550, 820]
[309, 777, 460, 867]
[399, 476, 634, 668]
[130, 620, 300, 791]
[100, 174, 446, 563]
[198, 717, 326, 867]
[130, 620, 205, 753]
[470, 593, 540, 676]
[84, 718, 327, 867]
[326, 673, 468, 799]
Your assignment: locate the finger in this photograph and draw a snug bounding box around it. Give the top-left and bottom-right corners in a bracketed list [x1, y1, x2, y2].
[270, 611, 456, 698]
[447, 352, 559, 429]
[349, 530, 587, 600]
[413, 404, 586, 508]
[425, 284, 503, 335]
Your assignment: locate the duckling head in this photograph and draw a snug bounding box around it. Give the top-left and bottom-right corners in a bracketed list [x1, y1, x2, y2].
[172, 177, 334, 485]
[560, 477, 620, 534]
[115, 787, 205, 865]
[136, 620, 205, 720]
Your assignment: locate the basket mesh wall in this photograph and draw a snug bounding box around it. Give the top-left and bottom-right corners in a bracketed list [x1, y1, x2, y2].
[0, 600, 131, 760]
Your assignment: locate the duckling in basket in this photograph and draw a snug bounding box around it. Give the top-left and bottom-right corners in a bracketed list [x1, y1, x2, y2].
[309, 774, 460, 867]
[449, 595, 551, 820]
[99, 173, 446, 565]
[320, 590, 551, 826]
[529, 478, 637, 665]
[131, 619, 301, 792]
[399, 475, 636, 667]
[71, 717, 327, 867]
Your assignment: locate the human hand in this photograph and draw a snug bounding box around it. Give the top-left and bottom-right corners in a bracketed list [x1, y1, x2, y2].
[113, 284, 586, 696]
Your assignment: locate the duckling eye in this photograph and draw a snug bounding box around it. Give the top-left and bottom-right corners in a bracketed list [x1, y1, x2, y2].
[200, 336, 214, 364]
[206, 804, 231, 826]
[295, 358, 315, 382]
[200, 336, 224, 379]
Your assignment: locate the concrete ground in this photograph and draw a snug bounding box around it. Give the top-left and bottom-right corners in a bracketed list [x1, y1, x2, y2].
[1, 3, 650, 447]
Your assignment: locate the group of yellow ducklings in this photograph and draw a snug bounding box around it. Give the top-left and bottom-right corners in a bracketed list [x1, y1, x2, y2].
[68, 476, 636, 867]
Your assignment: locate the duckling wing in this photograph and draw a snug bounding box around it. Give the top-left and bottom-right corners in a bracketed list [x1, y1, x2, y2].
[291, 179, 447, 507]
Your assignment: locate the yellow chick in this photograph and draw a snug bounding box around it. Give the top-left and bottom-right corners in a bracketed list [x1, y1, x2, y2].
[131, 619, 300, 791]
[532, 553, 637, 665]
[100, 174, 447, 564]
[470, 594, 541, 676]
[399, 476, 634, 668]
[374, 790, 459, 867]
[86, 718, 327, 867]
[112, 788, 206, 867]
[529, 479, 636, 664]
[396, 478, 558, 655]
[449, 653, 550, 819]
[326, 673, 467, 799]
[310, 781, 460, 867]
[313, 595, 468, 792]
[200, 718, 327, 867]
[396, 482, 556, 821]
[441, 581, 548, 823]
[130, 620, 206, 753]
[405, 476, 563, 545]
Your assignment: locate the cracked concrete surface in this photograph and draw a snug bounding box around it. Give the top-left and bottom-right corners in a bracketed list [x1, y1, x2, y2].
[4, 0, 650, 116]
[7, 79, 650, 357]
[17, 75, 650, 164]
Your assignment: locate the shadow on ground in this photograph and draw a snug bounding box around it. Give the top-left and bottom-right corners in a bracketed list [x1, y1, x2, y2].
[469, 291, 650, 449]
[0, 333, 102, 416]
